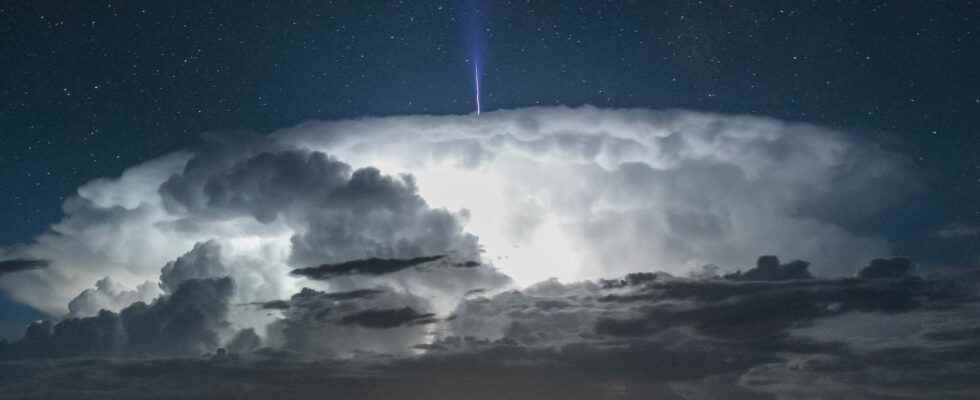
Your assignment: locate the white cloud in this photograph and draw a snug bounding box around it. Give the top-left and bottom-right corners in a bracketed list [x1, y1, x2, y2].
[279, 106, 918, 282]
[67, 277, 159, 318]
[0, 106, 918, 325]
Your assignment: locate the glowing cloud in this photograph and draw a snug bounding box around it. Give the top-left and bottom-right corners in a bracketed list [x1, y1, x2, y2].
[0, 107, 919, 320]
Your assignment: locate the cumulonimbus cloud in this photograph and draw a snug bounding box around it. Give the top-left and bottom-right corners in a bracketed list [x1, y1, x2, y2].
[277, 106, 922, 283]
[0, 107, 927, 364]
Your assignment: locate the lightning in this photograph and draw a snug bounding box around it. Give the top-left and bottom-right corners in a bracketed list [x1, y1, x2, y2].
[460, 0, 486, 116]
[474, 63, 481, 116]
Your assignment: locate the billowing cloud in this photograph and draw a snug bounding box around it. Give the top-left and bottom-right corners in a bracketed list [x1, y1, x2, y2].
[159, 240, 229, 294]
[0, 107, 921, 317]
[159, 147, 481, 267]
[0, 107, 951, 397]
[67, 277, 159, 318]
[2, 277, 234, 358]
[119, 277, 235, 356]
[277, 106, 921, 283]
[6, 262, 979, 398]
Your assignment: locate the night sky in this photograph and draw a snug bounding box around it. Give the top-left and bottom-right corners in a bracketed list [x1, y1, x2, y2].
[1, 2, 980, 398]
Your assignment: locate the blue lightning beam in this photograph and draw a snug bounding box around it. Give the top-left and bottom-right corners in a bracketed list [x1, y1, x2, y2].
[460, 0, 486, 116]
[474, 63, 481, 116]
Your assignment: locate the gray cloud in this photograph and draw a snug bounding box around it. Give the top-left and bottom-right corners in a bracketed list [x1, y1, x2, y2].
[288, 167, 480, 267]
[291, 255, 446, 280]
[1, 277, 234, 359]
[249, 299, 291, 310]
[3, 236, 241, 358]
[67, 277, 159, 318]
[3, 260, 980, 398]
[161, 146, 350, 223]
[225, 328, 262, 354]
[121, 277, 235, 356]
[723, 255, 814, 281]
[438, 268, 979, 399]
[339, 307, 438, 329]
[159, 240, 229, 294]
[247, 289, 386, 311]
[160, 148, 481, 268]
[0, 259, 49, 277]
[265, 286, 437, 357]
[857, 257, 914, 279]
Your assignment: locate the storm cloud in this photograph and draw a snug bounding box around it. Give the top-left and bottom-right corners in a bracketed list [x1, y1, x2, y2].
[277, 106, 921, 283]
[0, 107, 952, 397]
[0, 107, 923, 316]
[1, 277, 234, 359]
[5, 261, 980, 398]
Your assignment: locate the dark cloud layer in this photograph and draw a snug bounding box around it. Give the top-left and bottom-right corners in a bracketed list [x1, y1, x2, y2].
[724, 255, 814, 281]
[439, 261, 980, 398]
[594, 275, 949, 339]
[2, 260, 980, 398]
[249, 289, 386, 310]
[0, 259, 49, 277]
[264, 285, 444, 355]
[340, 307, 438, 329]
[291, 255, 446, 280]
[857, 257, 914, 280]
[0, 277, 233, 359]
[250, 299, 291, 310]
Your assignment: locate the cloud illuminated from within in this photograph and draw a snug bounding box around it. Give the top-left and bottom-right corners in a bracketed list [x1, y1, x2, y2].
[0, 106, 919, 319]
